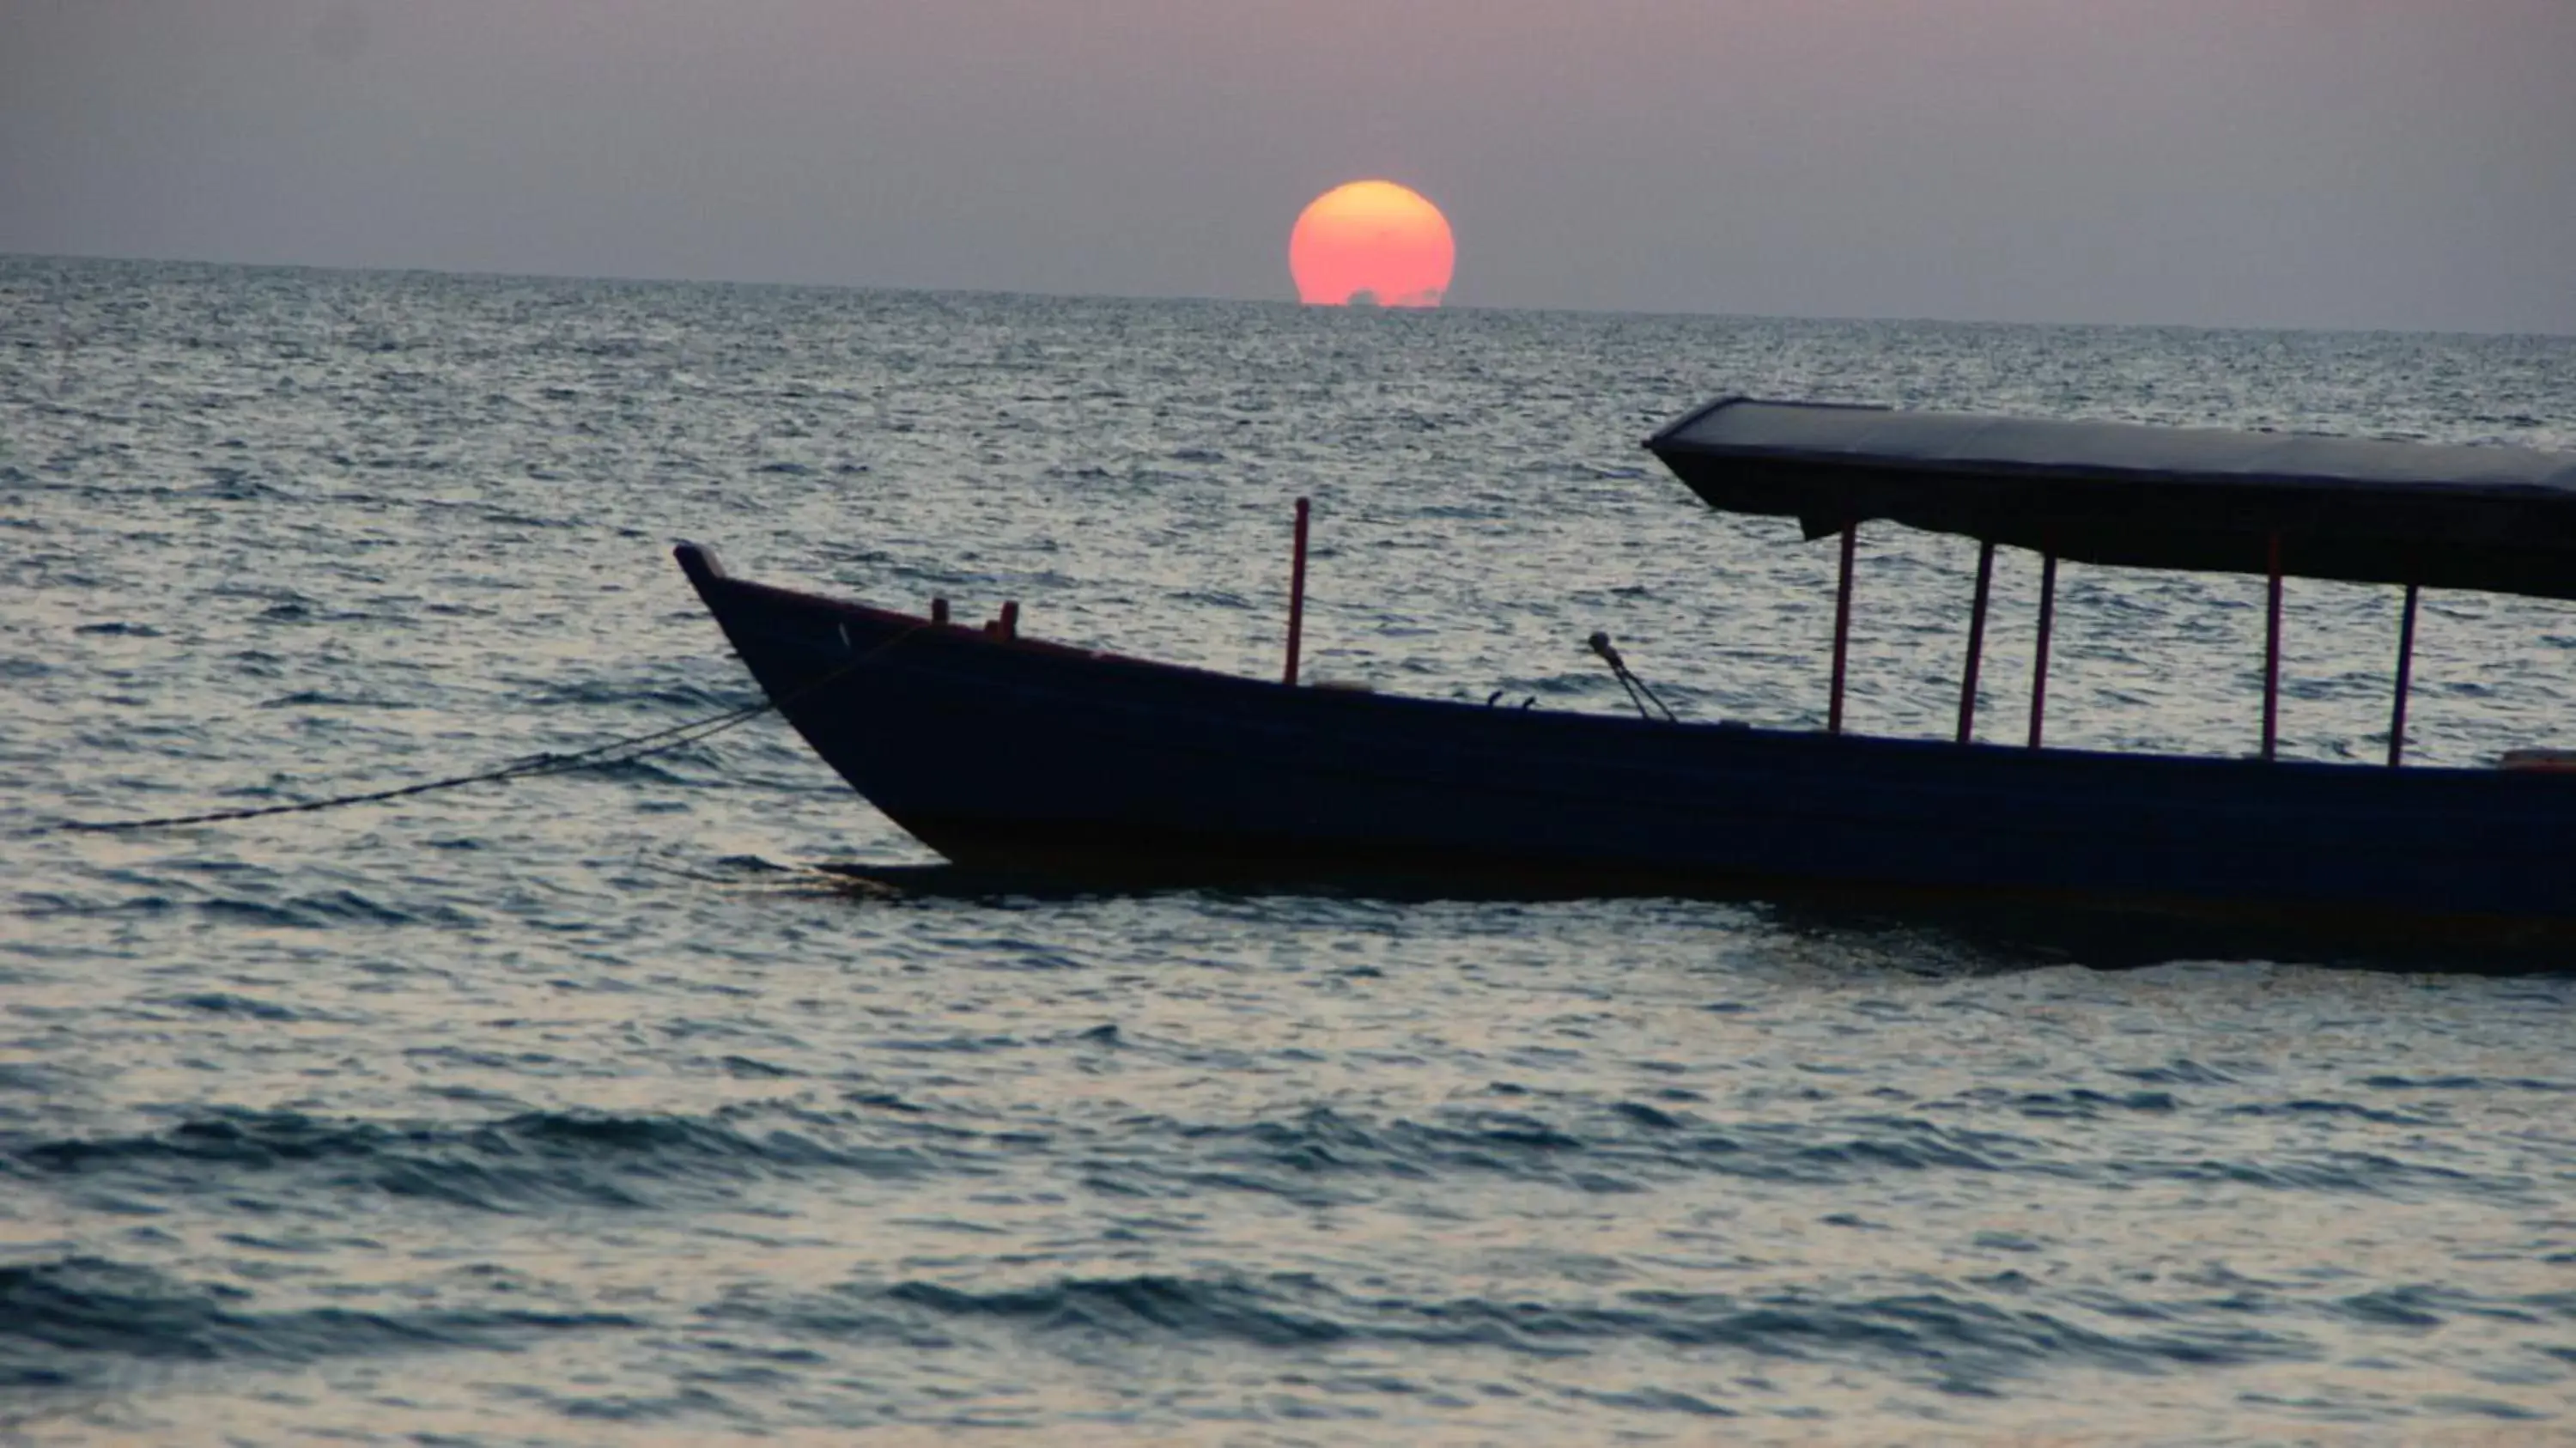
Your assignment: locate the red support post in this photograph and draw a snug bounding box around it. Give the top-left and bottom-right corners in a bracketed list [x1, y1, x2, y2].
[1957, 539, 1994, 745]
[2389, 581, 2419, 768]
[999, 600, 1018, 641]
[2262, 533, 2282, 762]
[1284, 496, 1310, 686]
[2027, 549, 2057, 750]
[1827, 521, 1856, 734]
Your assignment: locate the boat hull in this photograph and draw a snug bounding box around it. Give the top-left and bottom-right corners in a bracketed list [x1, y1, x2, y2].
[677, 545, 2576, 944]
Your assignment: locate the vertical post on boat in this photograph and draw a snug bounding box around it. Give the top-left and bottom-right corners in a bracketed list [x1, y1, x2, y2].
[2026, 548, 2057, 749]
[2388, 581, 2420, 768]
[1284, 496, 1310, 686]
[1827, 520, 1856, 735]
[2262, 533, 2283, 763]
[1957, 539, 1995, 745]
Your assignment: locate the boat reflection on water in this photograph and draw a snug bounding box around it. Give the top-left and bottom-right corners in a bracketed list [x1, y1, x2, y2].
[798, 862, 2561, 975]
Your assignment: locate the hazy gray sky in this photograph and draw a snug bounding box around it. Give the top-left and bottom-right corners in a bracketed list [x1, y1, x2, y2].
[5, 0, 2571, 332]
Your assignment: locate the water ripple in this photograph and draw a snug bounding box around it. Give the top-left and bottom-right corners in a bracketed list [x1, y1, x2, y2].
[3, 257, 2573, 1441]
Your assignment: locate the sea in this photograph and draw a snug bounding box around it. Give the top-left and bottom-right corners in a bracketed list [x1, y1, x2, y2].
[5, 255, 2575, 1445]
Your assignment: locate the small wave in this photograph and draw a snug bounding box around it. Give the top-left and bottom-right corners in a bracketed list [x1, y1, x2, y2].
[2220, 1098, 2440, 1127]
[0, 1256, 634, 1389]
[862, 1269, 2316, 1384]
[1388, 1287, 2314, 1378]
[1790, 1125, 2012, 1176]
[718, 1055, 799, 1079]
[2362, 1074, 2576, 1093]
[888, 1275, 1350, 1348]
[1165, 1098, 2524, 1211]
[164, 992, 301, 1021]
[524, 679, 744, 711]
[257, 689, 410, 709]
[188, 467, 282, 501]
[2109, 1059, 2242, 1086]
[2009, 1088, 2179, 1119]
[872, 1033, 1021, 1055]
[2330, 1285, 2453, 1329]
[568, 756, 696, 787]
[1564, 1384, 1735, 1416]
[710, 854, 796, 873]
[196, 890, 430, 929]
[1179, 1104, 2049, 1201]
[9, 1107, 931, 1214]
[195, 897, 327, 929]
[1607, 1101, 1687, 1130]
[2106, 1151, 2483, 1196]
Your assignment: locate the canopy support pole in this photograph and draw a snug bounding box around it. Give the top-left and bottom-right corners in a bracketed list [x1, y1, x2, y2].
[1957, 539, 1994, 745]
[1828, 522, 1856, 734]
[2388, 582, 2419, 768]
[1284, 496, 1309, 686]
[2262, 533, 2282, 762]
[2026, 549, 2057, 749]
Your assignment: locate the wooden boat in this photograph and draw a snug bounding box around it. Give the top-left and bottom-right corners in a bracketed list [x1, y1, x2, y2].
[675, 398, 2576, 944]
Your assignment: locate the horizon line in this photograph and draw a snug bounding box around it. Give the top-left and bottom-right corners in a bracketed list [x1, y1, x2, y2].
[4, 246, 2569, 344]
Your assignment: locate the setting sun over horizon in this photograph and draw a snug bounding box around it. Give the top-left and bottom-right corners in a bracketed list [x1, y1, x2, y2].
[1289, 179, 1455, 307]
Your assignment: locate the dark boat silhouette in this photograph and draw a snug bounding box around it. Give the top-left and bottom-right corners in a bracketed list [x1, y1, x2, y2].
[677, 398, 2576, 947]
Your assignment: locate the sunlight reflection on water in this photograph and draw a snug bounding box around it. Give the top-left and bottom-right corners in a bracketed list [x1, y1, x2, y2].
[3, 258, 2574, 1443]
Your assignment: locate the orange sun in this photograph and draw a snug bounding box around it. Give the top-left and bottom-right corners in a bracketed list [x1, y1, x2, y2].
[1289, 179, 1455, 307]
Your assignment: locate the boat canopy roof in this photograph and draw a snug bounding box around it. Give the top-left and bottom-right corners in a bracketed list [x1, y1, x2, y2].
[1647, 398, 2576, 600]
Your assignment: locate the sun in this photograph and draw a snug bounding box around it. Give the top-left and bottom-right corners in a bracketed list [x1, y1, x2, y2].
[1289, 179, 1455, 307]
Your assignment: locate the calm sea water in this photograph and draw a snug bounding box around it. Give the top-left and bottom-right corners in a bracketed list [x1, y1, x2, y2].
[5, 256, 2575, 1445]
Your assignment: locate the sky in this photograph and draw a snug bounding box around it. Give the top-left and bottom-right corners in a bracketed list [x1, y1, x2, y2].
[3, 0, 2572, 332]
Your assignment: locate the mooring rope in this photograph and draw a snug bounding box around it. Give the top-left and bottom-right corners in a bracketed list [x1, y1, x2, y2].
[59, 623, 927, 834]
